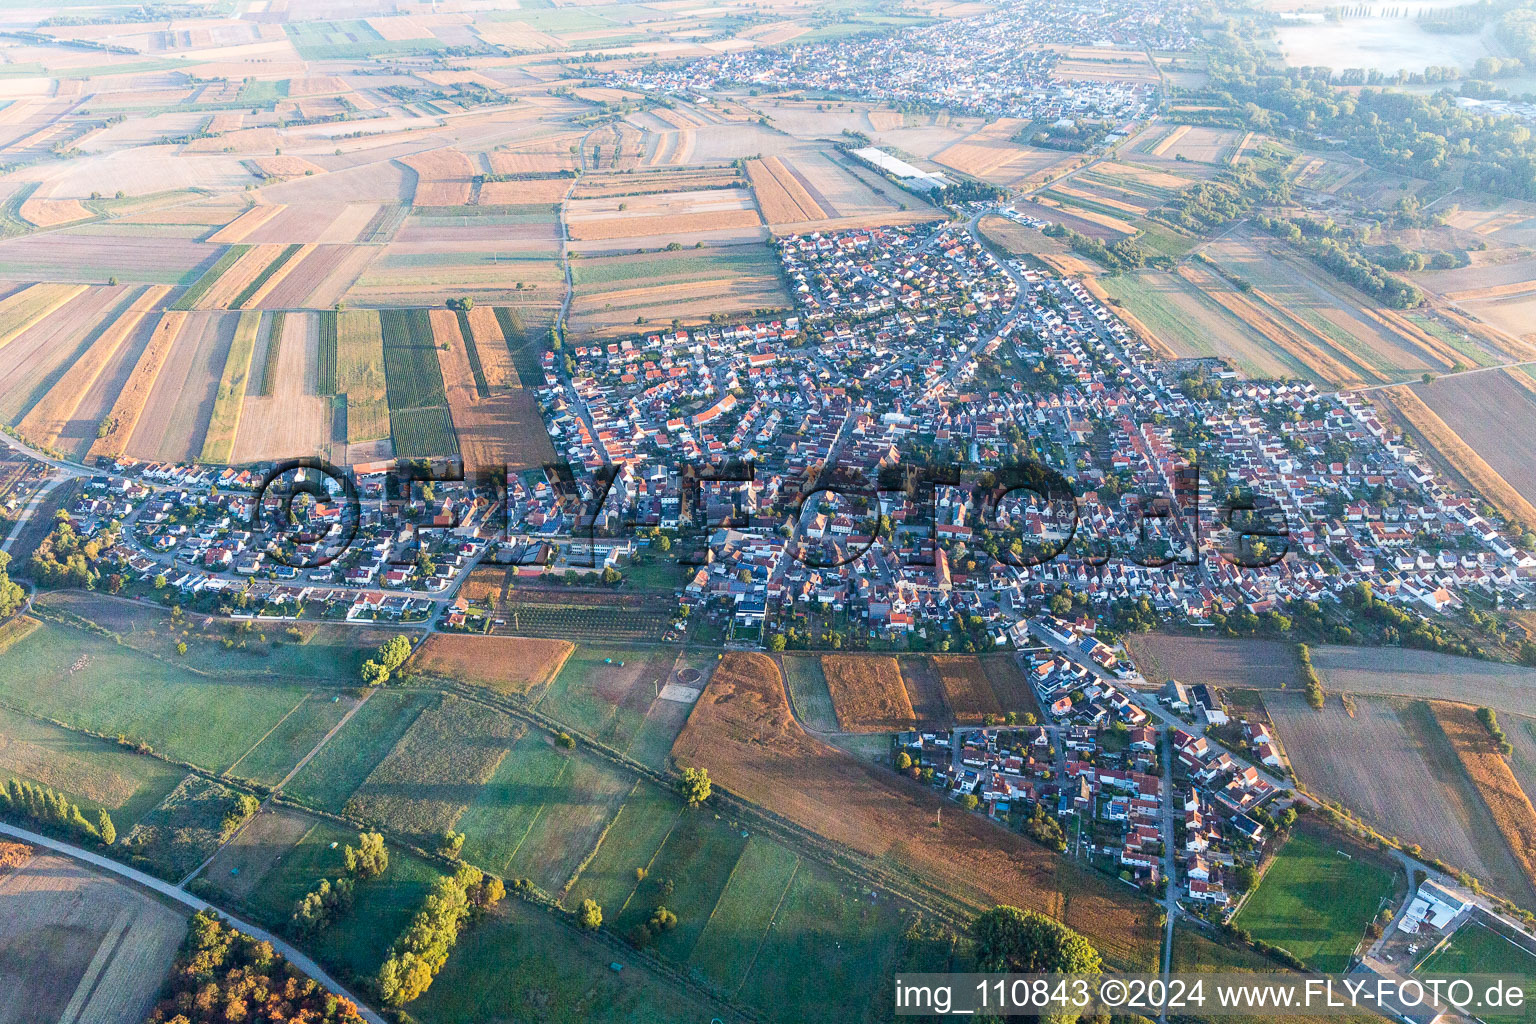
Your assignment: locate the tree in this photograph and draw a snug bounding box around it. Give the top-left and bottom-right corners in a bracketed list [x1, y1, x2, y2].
[439, 829, 465, 859]
[896, 751, 913, 770]
[960, 793, 980, 811]
[972, 907, 1101, 1023]
[678, 766, 711, 806]
[577, 898, 603, 929]
[97, 810, 115, 846]
[344, 831, 388, 879]
[1235, 864, 1259, 892]
[0, 553, 23, 619]
[768, 633, 787, 652]
[153, 573, 167, 590]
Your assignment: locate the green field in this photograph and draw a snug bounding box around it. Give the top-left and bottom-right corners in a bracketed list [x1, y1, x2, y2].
[1234, 828, 1398, 972]
[379, 307, 456, 455]
[199, 309, 262, 463]
[563, 780, 683, 911]
[283, 20, 445, 61]
[316, 309, 338, 394]
[226, 693, 355, 788]
[572, 245, 780, 289]
[172, 245, 248, 310]
[532, 644, 674, 749]
[0, 704, 185, 826]
[688, 837, 801, 988]
[612, 809, 749, 961]
[0, 617, 310, 772]
[336, 309, 388, 443]
[283, 690, 432, 812]
[131, 774, 247, 880]
[237, 79, 290, 104]
[256, 310, 286, 397]
[782, 655, 838, 732]
[1418, 922, 1536, 1022]
[492, 306, 550, 386]
[407, 896, 724, 1024]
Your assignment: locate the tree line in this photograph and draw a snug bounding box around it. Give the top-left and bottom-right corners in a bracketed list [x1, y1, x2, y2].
[0, 777, 114, 847]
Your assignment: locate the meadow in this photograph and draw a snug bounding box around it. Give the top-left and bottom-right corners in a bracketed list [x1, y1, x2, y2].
[282, 689, 433, 813]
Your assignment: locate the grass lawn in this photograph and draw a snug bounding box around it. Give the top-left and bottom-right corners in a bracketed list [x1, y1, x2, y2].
[1234, 827, 1398, 972]
[283, 690, 432, 813]
[0, 704, 185, 827]
[0, 617, 309, 773]
[226, 692, 356, 788]
[734, 861, 908, 1024]
[455, 729, 631, 891]
[1172, 924, 1385, 1024]
[688, 837, 800, 990]
[407, 897, 723, 1024]
[563, 780, 683, 912]
[1418, 922, 1536, 1022]
[612, 808, 748, 962]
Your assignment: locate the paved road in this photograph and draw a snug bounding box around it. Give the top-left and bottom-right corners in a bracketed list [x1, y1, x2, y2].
[0, 821, 388, 1024]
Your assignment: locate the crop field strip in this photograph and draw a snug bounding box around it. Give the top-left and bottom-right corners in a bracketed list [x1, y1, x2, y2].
[380, 306, 458, 456]
[171, 245, 248, 310]
[15, 284, 169, 451]
[0, 282, 90, 356]
[334, 308, 389, 444]
[1410, 370, 1536, 512]
[230, 242, 308, 309]
[87, 310, 188, 461]
[1431, 702, 1536, 904]
[432, 307, 553, 471]
[820, 654, 916, 732]
[254, 310, 285, 397]
[123, 310, 238, 463]
[197, 310, 262, 463]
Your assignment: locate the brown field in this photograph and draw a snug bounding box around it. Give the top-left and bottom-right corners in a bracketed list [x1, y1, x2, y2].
[821, 654, 916, 731]
[671, 652, 1163, 969]
[17, 284, 170, 450]
[125, 310, 237, 463]
[1310, 646, 1536, 720]
[88, 310, 188, 461]
[207, 203, 285, 244]
[1432, 701, 1536, 899]
[254, 244, 361, 309]
[746, 156, 826, 224]
[194, 243, 288, 310]
[1375, 385, 1536, 534]
[1031, 193, 1138, 236]
[230, 311, 333, 464]
[1266, 692, 1536, 905]
[464, 305, 516, 388]
[566, 188, 762, 241]
[0, 283, 90, 354]
[239, 242, 313, 309]
[490, 139, 581, 175]
[981, 655, 1047, 719]
[18, 196, 92, 227]
[1126, 633, 1301, 689]
[432, 307, 557, 472]
[1409, 371, 1536, 512]
[0, 286, 126, 426]
[407, 633, 575, 695]
[897, 654, 952, 726]
[248, 155, 324, 180]
[1149, 125, 1191, 157]
[400, 148, 475, 207]
[572, 167, 743, 199]
[932, 654, 1005, 722]
[0, 851, 186, 1024]
[479, 177, 570, 205]
[931, 120, 1069, 185]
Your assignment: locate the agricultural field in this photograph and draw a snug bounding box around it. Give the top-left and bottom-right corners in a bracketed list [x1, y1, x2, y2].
[431, 306, 555, 473]
[231, 310, 333, 464]
[405, 633, 574, 696]
[197, 310, 262, 463]
[1234, 826, 1399, 972]
[821, 654, 916, 731]
[1266, 693, 1536, 906]
[1309, 646, 1536, 720]
[532, 643, 679, 749]
[128, 773, 250, 880]
[566, 188, 763, 244]
[672, 652, 1163, 970]
[1126, 633, 1300, 689]
[1432, 702, 1536, 901]
[1410, 371, 1536, 512]
[493, 588, 676, 642]
[0, 850, 186, 1024]
[934, 119, 1071, 186]
[568, 243, 791, 338]
[931, 654, 1006, 723]
[782, 654, 840, 732]
[282, 689, 434, 814]
[379, 307, 458, 457]
[123, 310, 238, 463]
[333, 308, 390, 445]
[87, 310, 188, 461]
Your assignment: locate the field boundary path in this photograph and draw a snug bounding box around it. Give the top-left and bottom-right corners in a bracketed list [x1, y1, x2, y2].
[0, 821, 388, 1024]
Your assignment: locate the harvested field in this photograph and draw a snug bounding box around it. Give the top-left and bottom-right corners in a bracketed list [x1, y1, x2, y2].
[431, 306, 550, 470]
[1267, 692, 1535, 905]
[981, 654, 1046, 719]
[1126, 634, 1300, 689]
[381, 307, 457, 457]
[189, 243, 286, 310]
[124, 310, 237, 463]
[407, 633, 574, 695]
[1311, 646, 1536, 719]
[1376, 384, 1536, 534]
[1410, 371, 1536, 512]
[197, 310, 262, 463]
[88, 310, 188, 461]
[569, 244, 790, 338]
[1432, 701, 1536, 901]
[932, 654, 1004, 722]
[231, 311, 332, 464]
[462, 305, 516, 388]
[671, 652, 1163, 969]
[344, 694, 516, 843]
[197, 804, 315, 900]
[746, 156, 825, 224]
[400, 148, 475, 207]
[208, 203, 285, 243]
[16, 284, 168, 451]
[0, 851, 185, 1024]
[0, 285, 128, 426]
[566, 188, 762, 241]
[0, 283, 89, 355]
[18, 196, 92, 227]
[897, 654, 952, 726]
[821, 654, 916, 731]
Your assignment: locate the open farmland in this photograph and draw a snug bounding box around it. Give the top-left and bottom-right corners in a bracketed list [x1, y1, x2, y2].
[493, 589, 675, 642]
[931, 654, 1005, 722]
[532, 643, 680, 749]
[566, 188, 763, 243]
[197, 310, 262, 463]
[1266, 692, 1536, 905]
[230, 311, 333, 463]
[406, 633, 574, 696]
[746, 156, 826, 225]
[380, 307, 457, 457]
[672, 652, 1162, 970]
[934, 119, 1071, 185]
[0, 851, 186, 1024]
[1432, 702, 1536, 902]
[334, 308, 391, 445]
[283, 689, 433, 814]
[569, 244, 790, 338]
[400, 148, 475, 207]
[224, 692, 358, 789]
[1309, 646, 1536, 720]
[1410, 371, 1536, 511]
[1374, 385, 1536, 534]
[123, 310, 237, 462]
[1234, 826, 1398, 971]
[0, 286, 134, 427]
[194, 804, 316, 901]
[896, 655, 952, 726]
[88, 310, 188, 460]
[821, 654, 916, 731]
[1126, 633, 1300, 689]
[431, 307, 554, 472]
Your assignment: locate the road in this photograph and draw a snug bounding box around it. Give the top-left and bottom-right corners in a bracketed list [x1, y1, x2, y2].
[0, 821, 388, 1024]
[1158, 727, 1179, 1024]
